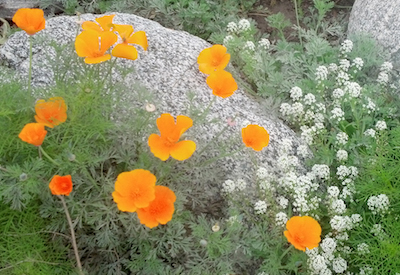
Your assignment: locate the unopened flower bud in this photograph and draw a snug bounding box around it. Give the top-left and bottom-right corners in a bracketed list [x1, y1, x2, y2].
[199, 239, 208, 247]
[19, 173, 28, 181]
[67, 153, 76, 161]
[212, 223, 220, 232]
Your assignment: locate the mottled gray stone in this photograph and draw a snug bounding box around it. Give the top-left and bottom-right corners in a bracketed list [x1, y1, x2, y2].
[0, 0, 39, 19]
[348, 0, 400, 68]
[0, 13, 306, 192]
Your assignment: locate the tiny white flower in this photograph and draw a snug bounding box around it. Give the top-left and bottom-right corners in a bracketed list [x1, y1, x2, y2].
[321, 237, 337, 254]
[236, 179, 247, 191]
[332, 88, 345, 99]
[223, 35, 234, 45]
[222, 179, 236, 194]
[303, 93, 316, 105]
[311, 255, 327, 271]
[243, 41, 255, 51]
[258, 38, 271, 49]
[226, 22, 238, 33]
[380, 61, 393, 73]
[332, 256, 347, 273]
[277, 196, 289, 209]
[336, 132, 348, 145]
[339, 59, 351, 72]
[340, 39, 353, 55]
[275, 212, 288, 226]
[238, 19, 251, 32]
[336, 149, 348, 162]
[344, 81, 362, 98]
[367, 194, 390, 215]
[328, 63, 338, 72]
[330, 199, 347, 214]
[315, 65, 329, 82]
[357, 243, 370, 255]
[290, 86, 303, 101]
[330, 107, 345, 122]
[352, 57, 364, 71]
[327, 186, 340, 198]
[375, 120, 387, 131]
[364, 128, 376, 138]
[254, 200, 268, 214]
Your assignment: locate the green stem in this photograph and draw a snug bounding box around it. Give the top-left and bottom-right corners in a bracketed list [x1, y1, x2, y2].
[28, 36, 33, 93]
[280, 245, 293, 262]
[0, 166, 8, 172]
[39, 146, 60, 166]
[293, 0, 303, 46]
[59, 195, 84, 275]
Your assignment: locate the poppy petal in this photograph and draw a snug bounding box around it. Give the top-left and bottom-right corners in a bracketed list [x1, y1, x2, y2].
[126, 31, 148, 51]
[84, 54, 111, 64]
[148, 134, 170, 161]
[95, 14, 115, 31]
[12, 8, 45, 35]
[156, 113, 177, 139]
[175, 115, 193, 135]
[112, 191, 137, 212]
[170, 140, 196, 161]
[75, 30, 99, 57]
[81, 21, 102, 32]
[206, 70, 237, 98]
[111, 44, 138, 60]
[100, 31, 118, 54]
[114, 24, 134, 40]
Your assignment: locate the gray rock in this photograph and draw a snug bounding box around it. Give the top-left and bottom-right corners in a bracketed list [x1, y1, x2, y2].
[0, 13, 306, 194]
[348, 0, 400, 68]
[0, 0, 40, 19]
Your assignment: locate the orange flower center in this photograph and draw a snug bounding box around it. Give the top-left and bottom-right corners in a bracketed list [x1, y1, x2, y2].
[294, 234, 305, 244]
[130, 188, 141, 199]
[211, 58, 220, 66]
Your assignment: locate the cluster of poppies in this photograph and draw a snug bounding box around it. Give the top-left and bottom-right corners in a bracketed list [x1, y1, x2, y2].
[75, 14, 148, 64]
[13, 9, 322, 246]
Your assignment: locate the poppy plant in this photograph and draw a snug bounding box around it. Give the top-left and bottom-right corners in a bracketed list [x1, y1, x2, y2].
[75, 30, 118, 64]
[18, 123, 47, 146]
[12, 8, 45, 36]
[49, 175, 73, 196]
[197, 44, 230, 74]
[136, 185, 176, 228]
[241, 124, 270, 151]
[112, 169, 156, 212]
[206, 70, 238, 98]
[112, 24, 148, 60]
[284, 216, 322, 251]
[34, 97, 67, 128]
[148, 113, 196, 161]
[82, 14, 115, 32]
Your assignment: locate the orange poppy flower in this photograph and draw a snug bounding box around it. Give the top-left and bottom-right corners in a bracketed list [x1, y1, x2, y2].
[148, 113, 196, 161]
[34, 97, 67, 128]
[241, 124, 270, 151]
[206, 70, 238, 98]
[18, 123, 47, 146]
[81, 14, 115, 32]
[49, 175, 73, 196]
[12, 8, 45, 36]
[75, 30, 118, 64]
[284, 216, 322, 251]
[136, 185, 176, 228]
[112, 169, 156, 212]
[197, 44, 230, 74]
[111, 24, 148, 60]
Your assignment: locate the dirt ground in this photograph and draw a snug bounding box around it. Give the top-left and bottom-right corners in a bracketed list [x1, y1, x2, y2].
[250, 0, 355, 38]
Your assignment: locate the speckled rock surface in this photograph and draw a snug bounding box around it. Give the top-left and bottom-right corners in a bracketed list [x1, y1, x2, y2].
[0, 0, 39, 19]
[0, 13, 306, 190]
[348, 0, 400, 68]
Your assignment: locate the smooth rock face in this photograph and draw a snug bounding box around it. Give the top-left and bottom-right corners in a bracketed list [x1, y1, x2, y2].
[0, 13, 305, 187]
[0, 0, 39, 19]
[348, 0, 400, 68]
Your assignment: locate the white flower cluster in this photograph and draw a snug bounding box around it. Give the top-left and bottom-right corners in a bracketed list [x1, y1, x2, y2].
[381, 61, 393, 72]
[327, 186, 340, 198]
[352, 57, 364, 71]
[311, 164, 330, 180]
[307, 237, 339, 275]
[375, 120, 387, 131]
[329, 198, 347, 214]
[367, 194, 390, 215]
[223, 35, 234, 45]
[370, 223, 387, 240]
[328, 63, 338, 72]
[222, 179, 236, 193]
[336, 71, 350, 86]
[238, 19, 251, 32]
[277, 196, 289, 209]
[275, 212, 288, 226]
[344, 81, 362, 98]
[277, 155, 299, 172]
[332, 256, 347, 273]
[330, 107, 345, 122]
[254, 200, 268, 214]
[336, 165, 358, 181]
[364, 128, 376, 138]
[226, 215, 241, 225]
[336, 150, 348, 162]
[332, 88, 345, 100]
[336, 132, 349, 145]
[357, 243, 370, 255]
[280, 102, 305, 120]
[243, 41, 255, 51]
[290, 86, 303, 101]
[226, 22, 238, 33]
[330, 214, 361, 232]
[300, 125, 318, 145]
[339, 59, 351, 72]
[340, 39, 353, 55]
[258, 38, 271, 50]
[236, 179, 247, 191]
[303, 93, 316, 105]
[278, 138, 293, 154]
[362, 97, 376, 114]
[315, 66, 329, 82]
[359, 266, 373, 275]
[377, 61, 393, 86]
[297, 144, 310, 158]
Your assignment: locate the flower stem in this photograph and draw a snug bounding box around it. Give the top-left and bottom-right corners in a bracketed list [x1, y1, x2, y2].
[39, 146, 60, 166]
[28, 36, 33, 93]
[280, 245, 293, 262]
[58, 195, 84, 275]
